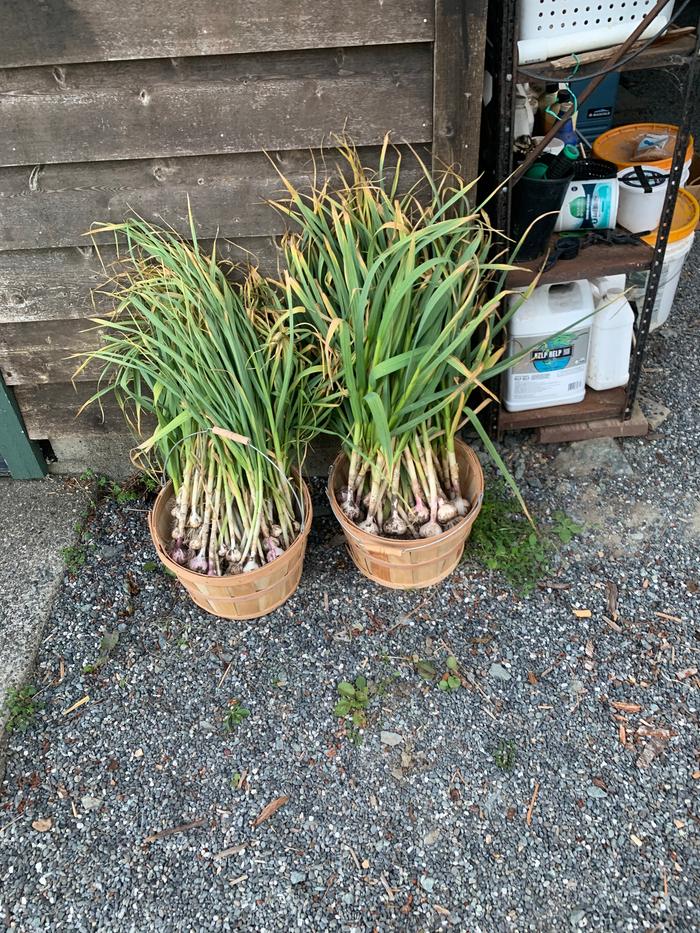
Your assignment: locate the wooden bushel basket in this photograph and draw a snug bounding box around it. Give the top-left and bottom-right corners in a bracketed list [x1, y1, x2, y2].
[148, 480, 312, 620]
[328, 439, 484, 590]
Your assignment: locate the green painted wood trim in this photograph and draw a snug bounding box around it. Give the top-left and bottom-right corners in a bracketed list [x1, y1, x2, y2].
[0, 376, 47, 479]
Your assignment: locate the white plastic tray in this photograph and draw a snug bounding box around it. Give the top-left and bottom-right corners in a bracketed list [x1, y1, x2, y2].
[518, 0, 676, 64]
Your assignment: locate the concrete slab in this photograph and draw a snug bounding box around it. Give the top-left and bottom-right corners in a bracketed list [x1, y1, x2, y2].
[0, 476, 89, 778]
[552, 437, 634, 479]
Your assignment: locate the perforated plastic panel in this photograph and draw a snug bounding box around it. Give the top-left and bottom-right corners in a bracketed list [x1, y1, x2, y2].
[517, 0, 676, 63]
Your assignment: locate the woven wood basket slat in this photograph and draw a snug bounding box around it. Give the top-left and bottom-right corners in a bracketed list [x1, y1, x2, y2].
[328, 439, 484, 590]
[148, 480, 312, 620]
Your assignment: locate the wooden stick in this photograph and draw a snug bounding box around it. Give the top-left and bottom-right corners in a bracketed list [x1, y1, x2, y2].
[547, 26, 694, 70]
[526, 782, 540, 826]
[143, 818, 206, 844]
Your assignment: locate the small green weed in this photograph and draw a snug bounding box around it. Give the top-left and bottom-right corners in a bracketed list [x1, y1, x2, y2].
[334, 675, 371, 726]
[223, 700, 250, 733]
[80, 469, 141, 503]
[136, 474, 159, 494]
[334, 675, 375, 744]
[62, 544, 86, 575]
[110, 483, 137, 504]
[469, 482, 583, 593]
[551, 510, 584, 544]
[3, 685, 42, 734]
[493, 739, 517, 772]
[437, 656, 461, 692]
[82, 631, 119, 675]
[230, 771, 242, 790]
[413, 655, 462, 691]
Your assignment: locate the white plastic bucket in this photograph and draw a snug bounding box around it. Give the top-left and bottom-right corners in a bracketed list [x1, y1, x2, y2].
[649, 232, 695, 330]
[617, 166, 668, 234]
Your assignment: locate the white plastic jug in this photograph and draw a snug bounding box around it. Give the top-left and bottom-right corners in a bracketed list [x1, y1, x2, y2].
[586, 287, 634, 391]
[504, 280, 594, 412]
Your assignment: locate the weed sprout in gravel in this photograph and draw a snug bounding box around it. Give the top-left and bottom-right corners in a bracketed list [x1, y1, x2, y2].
[76, 212, 336, 576]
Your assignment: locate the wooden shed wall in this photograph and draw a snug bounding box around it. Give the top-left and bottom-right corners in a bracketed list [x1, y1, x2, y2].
[0, 0, 487, 468]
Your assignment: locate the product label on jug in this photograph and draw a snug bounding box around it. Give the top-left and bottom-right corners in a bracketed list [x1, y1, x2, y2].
[565, 181, 614, 230]
[508, 330, 589, 403]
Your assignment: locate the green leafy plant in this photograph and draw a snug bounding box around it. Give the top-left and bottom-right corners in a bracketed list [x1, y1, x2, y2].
[76, 210, 338, 577]
[82, 631, 119, 674]
[414, 655, 461, 691]
[80, 469, 142, 504]
[109, 482, 138, 504]
[62, 544, 86, 575]
[437, 655, 461, 692]
[334, 675, 372, 728]
[552, 510, 584, 544]
[138, 474, 159, 494]
[414, 658, 438, 681]
[3, 685, 42, 734]
[493, 739, 517, 772]
[469, 481, 584, 593]
[273, 137, 535, 541]
[223, 700, 250, 733]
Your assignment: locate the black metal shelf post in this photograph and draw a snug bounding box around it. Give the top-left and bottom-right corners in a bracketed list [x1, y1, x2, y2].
[625, 26, 700, 414]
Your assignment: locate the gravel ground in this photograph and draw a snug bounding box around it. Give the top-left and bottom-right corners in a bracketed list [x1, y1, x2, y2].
[2, 66, 700, 933]
[1, 255, 699, 931]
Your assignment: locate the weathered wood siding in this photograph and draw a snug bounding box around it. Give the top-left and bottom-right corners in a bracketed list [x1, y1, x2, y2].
[0, 0, 487, 464]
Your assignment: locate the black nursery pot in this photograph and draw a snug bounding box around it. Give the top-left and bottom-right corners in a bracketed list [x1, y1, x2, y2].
[510, 156, 575, 261]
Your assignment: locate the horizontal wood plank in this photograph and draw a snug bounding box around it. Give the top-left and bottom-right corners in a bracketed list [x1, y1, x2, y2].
[0, 145, 427, 251]
[14, 380, 127, 438]
[0, 318, 104, 385]
[0, 238, 285, 325]
[0, 45, 432, 167]
[536, 403, 648, 443]
[0, 0, 433, 69]
[499, 387, 627, 432]
[507, 236, 654, 288]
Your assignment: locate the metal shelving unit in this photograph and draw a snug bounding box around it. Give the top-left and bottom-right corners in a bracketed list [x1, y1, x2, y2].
[481, 4, 700, 439]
